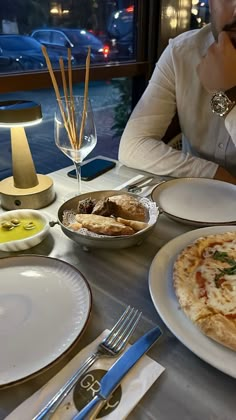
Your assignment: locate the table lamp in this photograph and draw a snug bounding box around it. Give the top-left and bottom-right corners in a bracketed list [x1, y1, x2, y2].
[0, 100, 55, 210]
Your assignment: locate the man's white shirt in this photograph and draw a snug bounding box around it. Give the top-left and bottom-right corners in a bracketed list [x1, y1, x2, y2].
[119, 24, 236, 178]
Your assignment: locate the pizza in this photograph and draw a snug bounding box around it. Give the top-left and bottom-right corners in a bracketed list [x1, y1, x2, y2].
[173, 231, 236, 351]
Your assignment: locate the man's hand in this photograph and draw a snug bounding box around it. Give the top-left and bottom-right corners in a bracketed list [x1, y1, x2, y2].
[197, 31, 236, 92]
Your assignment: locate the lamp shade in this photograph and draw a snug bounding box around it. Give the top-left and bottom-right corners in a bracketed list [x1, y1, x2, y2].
[0, 100, 42, 126]
[0, 100, 55, 210]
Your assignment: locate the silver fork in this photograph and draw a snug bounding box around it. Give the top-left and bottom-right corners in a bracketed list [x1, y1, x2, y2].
[126, 176, 154, 193]
[33, 306, 142, 420]
[126, 178, 166, 194]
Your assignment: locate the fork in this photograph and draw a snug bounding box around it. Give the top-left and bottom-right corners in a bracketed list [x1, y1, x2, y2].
[126, 176, 154, 193]
[33, 305, 142, 420]
[126, 178, 165, 194]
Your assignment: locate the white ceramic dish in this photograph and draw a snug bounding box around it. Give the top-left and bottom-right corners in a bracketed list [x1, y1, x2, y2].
[57, 190, 159, 250]
[151, 178, 236, 226]
[0, 209, 50, 252]
[0, 255, 91, 387]
[148, 225, 236, 378]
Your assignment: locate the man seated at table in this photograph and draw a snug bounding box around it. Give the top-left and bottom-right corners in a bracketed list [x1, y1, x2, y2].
[118, 0, 236, 184]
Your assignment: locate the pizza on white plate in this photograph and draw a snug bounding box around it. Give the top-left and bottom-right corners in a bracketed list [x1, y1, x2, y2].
[173, 231, 236, 351]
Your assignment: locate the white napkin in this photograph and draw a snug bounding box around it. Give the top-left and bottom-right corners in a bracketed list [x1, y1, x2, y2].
[6, 330, 165, 420]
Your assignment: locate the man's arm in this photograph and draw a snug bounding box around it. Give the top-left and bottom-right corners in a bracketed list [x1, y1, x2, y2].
[119, 40, 218, 179]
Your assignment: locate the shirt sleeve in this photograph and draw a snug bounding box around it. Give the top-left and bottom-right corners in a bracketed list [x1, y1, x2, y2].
[225, 106, 236, 145]
[118, 41, 218, 179]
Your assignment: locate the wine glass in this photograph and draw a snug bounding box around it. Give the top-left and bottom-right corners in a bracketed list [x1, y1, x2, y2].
[54, 95, 97, 196]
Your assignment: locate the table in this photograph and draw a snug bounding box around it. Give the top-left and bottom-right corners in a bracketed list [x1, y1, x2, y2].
[0, 157, 235, 420]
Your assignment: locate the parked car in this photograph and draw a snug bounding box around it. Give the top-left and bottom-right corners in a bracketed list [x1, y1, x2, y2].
[0, 55, 22, 73]
[107, 6, 134, 59]
[0, 35, 45, 71]
[0, 34, 72, 72]
[31, 28, 110, 64]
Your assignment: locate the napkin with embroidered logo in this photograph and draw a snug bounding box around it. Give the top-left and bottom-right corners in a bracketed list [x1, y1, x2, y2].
[6, 329, 165, 420]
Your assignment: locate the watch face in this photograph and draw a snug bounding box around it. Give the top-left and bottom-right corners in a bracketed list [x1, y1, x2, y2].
[211, 92, 230, 116]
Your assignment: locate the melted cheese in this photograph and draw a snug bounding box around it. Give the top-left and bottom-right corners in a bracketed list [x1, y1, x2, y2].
[196, 241, 236, 314]
[203, 239, 236, 256]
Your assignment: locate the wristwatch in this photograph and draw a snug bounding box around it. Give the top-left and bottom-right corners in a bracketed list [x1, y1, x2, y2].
[210, 88, 236, 117]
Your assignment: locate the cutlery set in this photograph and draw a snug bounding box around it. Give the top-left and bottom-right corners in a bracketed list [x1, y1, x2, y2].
[73, 326, 162, 420]
[33, 306, 162, 420]
[125, 176, 165, 194]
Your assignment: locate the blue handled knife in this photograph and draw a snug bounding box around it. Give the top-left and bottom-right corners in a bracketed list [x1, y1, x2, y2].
[73, 326, 162, 420]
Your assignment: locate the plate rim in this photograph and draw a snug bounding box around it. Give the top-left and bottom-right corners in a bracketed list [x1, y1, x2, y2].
[0, 254, 92, 389]
[148, 225, 236, 378]
[151, 178, 236, 226]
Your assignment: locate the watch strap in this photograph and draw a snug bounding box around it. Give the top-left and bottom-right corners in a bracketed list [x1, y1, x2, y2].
[225, 86, 236, 102]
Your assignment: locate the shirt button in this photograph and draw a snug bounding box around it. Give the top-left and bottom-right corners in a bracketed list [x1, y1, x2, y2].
[218, 143, 224, 149]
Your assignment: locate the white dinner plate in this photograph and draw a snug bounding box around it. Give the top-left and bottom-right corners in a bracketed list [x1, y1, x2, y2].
[151, 178, 236, 226]
[0, 255, 92, 388]
[149, 225, 236, 378]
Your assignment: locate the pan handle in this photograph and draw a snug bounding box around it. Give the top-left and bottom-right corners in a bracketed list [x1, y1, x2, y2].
[49, 220, 59, 227]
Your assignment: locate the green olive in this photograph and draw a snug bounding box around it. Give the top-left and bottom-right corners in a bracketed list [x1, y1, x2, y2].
[10, 218, 21, 226]
[23, 222, 36, 230]
[1, 221, 15, 230]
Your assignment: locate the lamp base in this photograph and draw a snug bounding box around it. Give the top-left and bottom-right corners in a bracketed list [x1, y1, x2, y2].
[0, 174, 55, 210]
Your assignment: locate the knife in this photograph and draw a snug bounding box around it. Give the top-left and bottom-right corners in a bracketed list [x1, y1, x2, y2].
[73, 326, 162, 420]
[126, 176, 154, 191]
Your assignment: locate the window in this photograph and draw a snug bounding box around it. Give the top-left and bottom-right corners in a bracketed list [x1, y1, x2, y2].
[191, 0, 210, 29]
[0, 1, 193, 179]
[51, 31, 68, 46]
[31, 30, 51, 44]
[0, 0, 140, 73]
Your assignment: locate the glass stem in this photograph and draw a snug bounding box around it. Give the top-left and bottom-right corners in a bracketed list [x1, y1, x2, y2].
[74, 161, 81, 195]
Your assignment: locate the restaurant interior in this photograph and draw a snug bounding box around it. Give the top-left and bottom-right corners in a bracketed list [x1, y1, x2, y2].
[0, 1, 235, 420]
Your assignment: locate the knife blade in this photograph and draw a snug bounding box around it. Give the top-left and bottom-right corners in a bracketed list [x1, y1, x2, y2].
[73, 326, 162, 420]
[126, 176, 154, 190]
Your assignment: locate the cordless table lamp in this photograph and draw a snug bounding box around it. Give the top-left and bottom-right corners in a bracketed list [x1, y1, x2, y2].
[0, 100, 55, 210]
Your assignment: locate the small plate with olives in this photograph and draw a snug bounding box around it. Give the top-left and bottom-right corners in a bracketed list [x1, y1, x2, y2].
[0, 209, 50, 252]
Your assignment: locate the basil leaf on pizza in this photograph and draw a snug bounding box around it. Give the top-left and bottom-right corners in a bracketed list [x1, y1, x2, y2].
[173, 231, 236, 351]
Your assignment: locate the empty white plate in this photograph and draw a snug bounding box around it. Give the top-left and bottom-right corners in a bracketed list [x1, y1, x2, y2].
[151, 178, 236, 226]
[0, 255, 91, 387]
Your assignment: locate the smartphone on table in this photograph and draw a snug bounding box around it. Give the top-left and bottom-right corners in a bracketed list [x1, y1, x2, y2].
[67, 158, 116, 181]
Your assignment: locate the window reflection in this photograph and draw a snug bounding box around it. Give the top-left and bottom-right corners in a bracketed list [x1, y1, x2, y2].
[0, 1, 135, 74]
[191, 0, 210, 29]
